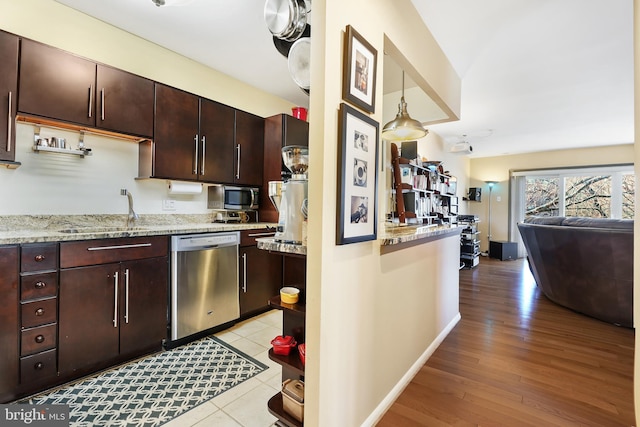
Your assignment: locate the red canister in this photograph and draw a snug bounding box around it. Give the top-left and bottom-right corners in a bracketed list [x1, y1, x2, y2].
[271, 335, 297, 355]
[291, 107, 307, 121]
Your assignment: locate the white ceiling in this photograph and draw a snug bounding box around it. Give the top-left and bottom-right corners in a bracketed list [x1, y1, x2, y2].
[54, 0, 634, 158]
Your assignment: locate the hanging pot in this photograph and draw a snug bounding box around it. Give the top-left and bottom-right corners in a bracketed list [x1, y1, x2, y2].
[288, 37, 310, 91]
[264, 0, 308, 42]
[272, 24, 311, 58]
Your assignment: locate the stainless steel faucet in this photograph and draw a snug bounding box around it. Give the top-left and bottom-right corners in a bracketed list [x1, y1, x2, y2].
[121, 189, 139, 226]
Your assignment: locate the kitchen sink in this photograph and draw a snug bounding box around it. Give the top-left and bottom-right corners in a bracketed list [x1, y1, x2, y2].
[57, 226, 150, 234]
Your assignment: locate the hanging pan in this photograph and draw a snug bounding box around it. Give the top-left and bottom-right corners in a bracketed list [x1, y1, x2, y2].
[288, 37, 310, 92]
[264, 0, 308, 42]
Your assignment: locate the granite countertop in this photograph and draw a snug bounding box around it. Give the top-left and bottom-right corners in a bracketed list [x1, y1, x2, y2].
[0, 214, 277, 245]
[256, 237, 306, 256]
[379, 223, 462, 246]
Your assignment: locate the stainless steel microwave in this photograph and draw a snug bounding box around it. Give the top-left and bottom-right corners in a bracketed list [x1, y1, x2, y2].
[207, 185, 259, 210]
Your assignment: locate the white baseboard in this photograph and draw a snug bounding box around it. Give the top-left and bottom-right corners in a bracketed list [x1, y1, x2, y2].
[361, 312, 462, 427]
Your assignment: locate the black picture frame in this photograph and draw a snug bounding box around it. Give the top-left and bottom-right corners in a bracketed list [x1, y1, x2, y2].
[342, 25, 377, 114]
[336, 103, 379, 245]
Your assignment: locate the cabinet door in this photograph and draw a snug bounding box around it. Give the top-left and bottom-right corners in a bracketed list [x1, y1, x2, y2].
[235, 110, 264, 186]
[0, 31, 18, 162]
[0, 246, 19, 402]
[199, 98, 235, 183]
[18, 39, 96, 127]
[119, 257, 168, 357]
[154, 84, 200, 180]
[239, 246, 282, 316]
[96, 65, 154, 138]
[58, 264, 120, 375]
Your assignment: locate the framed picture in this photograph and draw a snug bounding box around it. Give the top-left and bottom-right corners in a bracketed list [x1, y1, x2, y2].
[342, 25, 377, 114]
[336, 103, 379, 245]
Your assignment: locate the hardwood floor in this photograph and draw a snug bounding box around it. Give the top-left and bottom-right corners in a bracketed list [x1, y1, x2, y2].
[378, 257, 635, 426]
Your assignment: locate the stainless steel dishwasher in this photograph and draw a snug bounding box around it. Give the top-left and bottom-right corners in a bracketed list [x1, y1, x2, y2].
[170, 232, 240, 341]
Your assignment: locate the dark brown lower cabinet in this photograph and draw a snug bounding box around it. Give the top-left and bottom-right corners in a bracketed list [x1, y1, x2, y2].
[239, 245, 282, 318]
[58, 256, 168, 375]
[0, 245, 19, 402]
[239, 229, 282, 318]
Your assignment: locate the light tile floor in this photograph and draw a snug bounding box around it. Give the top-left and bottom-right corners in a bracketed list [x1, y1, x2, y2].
[163, 310, 283, 427]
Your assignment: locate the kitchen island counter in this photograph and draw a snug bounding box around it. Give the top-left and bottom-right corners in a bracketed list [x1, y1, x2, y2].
[379, 224, 462, 250]
[256, 237, 306, 256]
[0, 214, 276, 245]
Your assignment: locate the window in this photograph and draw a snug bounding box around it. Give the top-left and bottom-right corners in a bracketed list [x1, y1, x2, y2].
[511, 165, 634, 258]
[525, 177, 559, 218]
[519, 166, 634, 220]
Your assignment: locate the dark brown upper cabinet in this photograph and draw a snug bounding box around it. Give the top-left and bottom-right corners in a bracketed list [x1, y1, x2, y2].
[0, 31, 19, 163]
[149, 83, 263, 185]
[235, 110, 264, 186]
[260, 114, 308, 222]
[18, 39, 153, 138]
[153, 84, 236, 183]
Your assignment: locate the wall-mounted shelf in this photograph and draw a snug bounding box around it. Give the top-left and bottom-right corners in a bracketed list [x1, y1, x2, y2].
[31, 125, 92, 158]
[32, 145, 92, 158]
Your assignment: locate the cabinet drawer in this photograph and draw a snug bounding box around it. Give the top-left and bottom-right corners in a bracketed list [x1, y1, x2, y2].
[60, 236, 168, 268]
[20, 349, 57, 384]
[21, 271, 58, 301]
[21, 243, 58, 272]
[21, 298, 57, 329]
[21, 324, 57, 357]
[240, 229, 276, 247]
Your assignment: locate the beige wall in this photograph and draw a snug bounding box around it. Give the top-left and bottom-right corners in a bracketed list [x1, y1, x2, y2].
[305, 0, 462, 425]
[468, 144, 634, 252]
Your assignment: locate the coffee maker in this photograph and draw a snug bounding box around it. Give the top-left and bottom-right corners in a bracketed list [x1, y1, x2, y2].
[275, 146, 308, 244]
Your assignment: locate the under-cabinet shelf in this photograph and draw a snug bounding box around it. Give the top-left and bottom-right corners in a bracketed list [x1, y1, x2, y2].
[269, 348, 305, 376]
[268, 393, 303, 427]
[32, 145, 92, 158]
[269, 296, 306, 315]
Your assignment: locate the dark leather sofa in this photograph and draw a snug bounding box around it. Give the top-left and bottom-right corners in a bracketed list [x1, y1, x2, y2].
[518, 216, 634, 327]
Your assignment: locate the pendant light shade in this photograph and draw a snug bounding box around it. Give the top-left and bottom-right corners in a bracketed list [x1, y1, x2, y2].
[382, 72, 428, 141]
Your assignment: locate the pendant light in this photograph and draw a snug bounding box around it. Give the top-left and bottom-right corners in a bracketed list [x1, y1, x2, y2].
[382, 71, 428, 141]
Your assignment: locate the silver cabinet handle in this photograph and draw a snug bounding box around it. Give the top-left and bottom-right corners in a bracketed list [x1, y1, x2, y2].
[88, 85, 93, 118]
[113, 271, 119, 328]
[124, 268, 130, 324]
[193, 134, 199, 175]
[101, 88, 105, 121]
[242, 252, 247, 292]
[7, 91, 11, 153]
[236, 144, 241, 180]
[87, 243, 152, 251]
[201, 135, 206, 175]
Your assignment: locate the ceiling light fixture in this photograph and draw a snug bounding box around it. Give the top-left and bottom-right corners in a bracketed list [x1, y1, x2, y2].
[381, 71, 428, 141]
[151, 0, 194, 7]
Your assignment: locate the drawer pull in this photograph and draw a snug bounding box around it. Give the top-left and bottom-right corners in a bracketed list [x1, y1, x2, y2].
[34, 281, 46, 289]
[34, 254, 45, 262]
[35, 335, 45, 344]
[34, 362, 43, 370]
[35, 308, 44, 316]
[247, 232, 277, 237]
[87, 243, 152, 251]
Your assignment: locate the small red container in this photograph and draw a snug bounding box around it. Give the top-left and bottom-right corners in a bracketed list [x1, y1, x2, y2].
[271, 335, 297, 356]
[298, 343, 306, 366]
[291, 107, 307, 121]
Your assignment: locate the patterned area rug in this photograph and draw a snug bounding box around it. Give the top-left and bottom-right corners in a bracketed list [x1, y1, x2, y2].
[24, 336, 268, 427]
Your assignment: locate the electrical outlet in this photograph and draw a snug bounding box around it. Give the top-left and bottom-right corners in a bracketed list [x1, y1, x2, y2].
[496, 196, 502, 202]
[162, 199, 176, 211]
